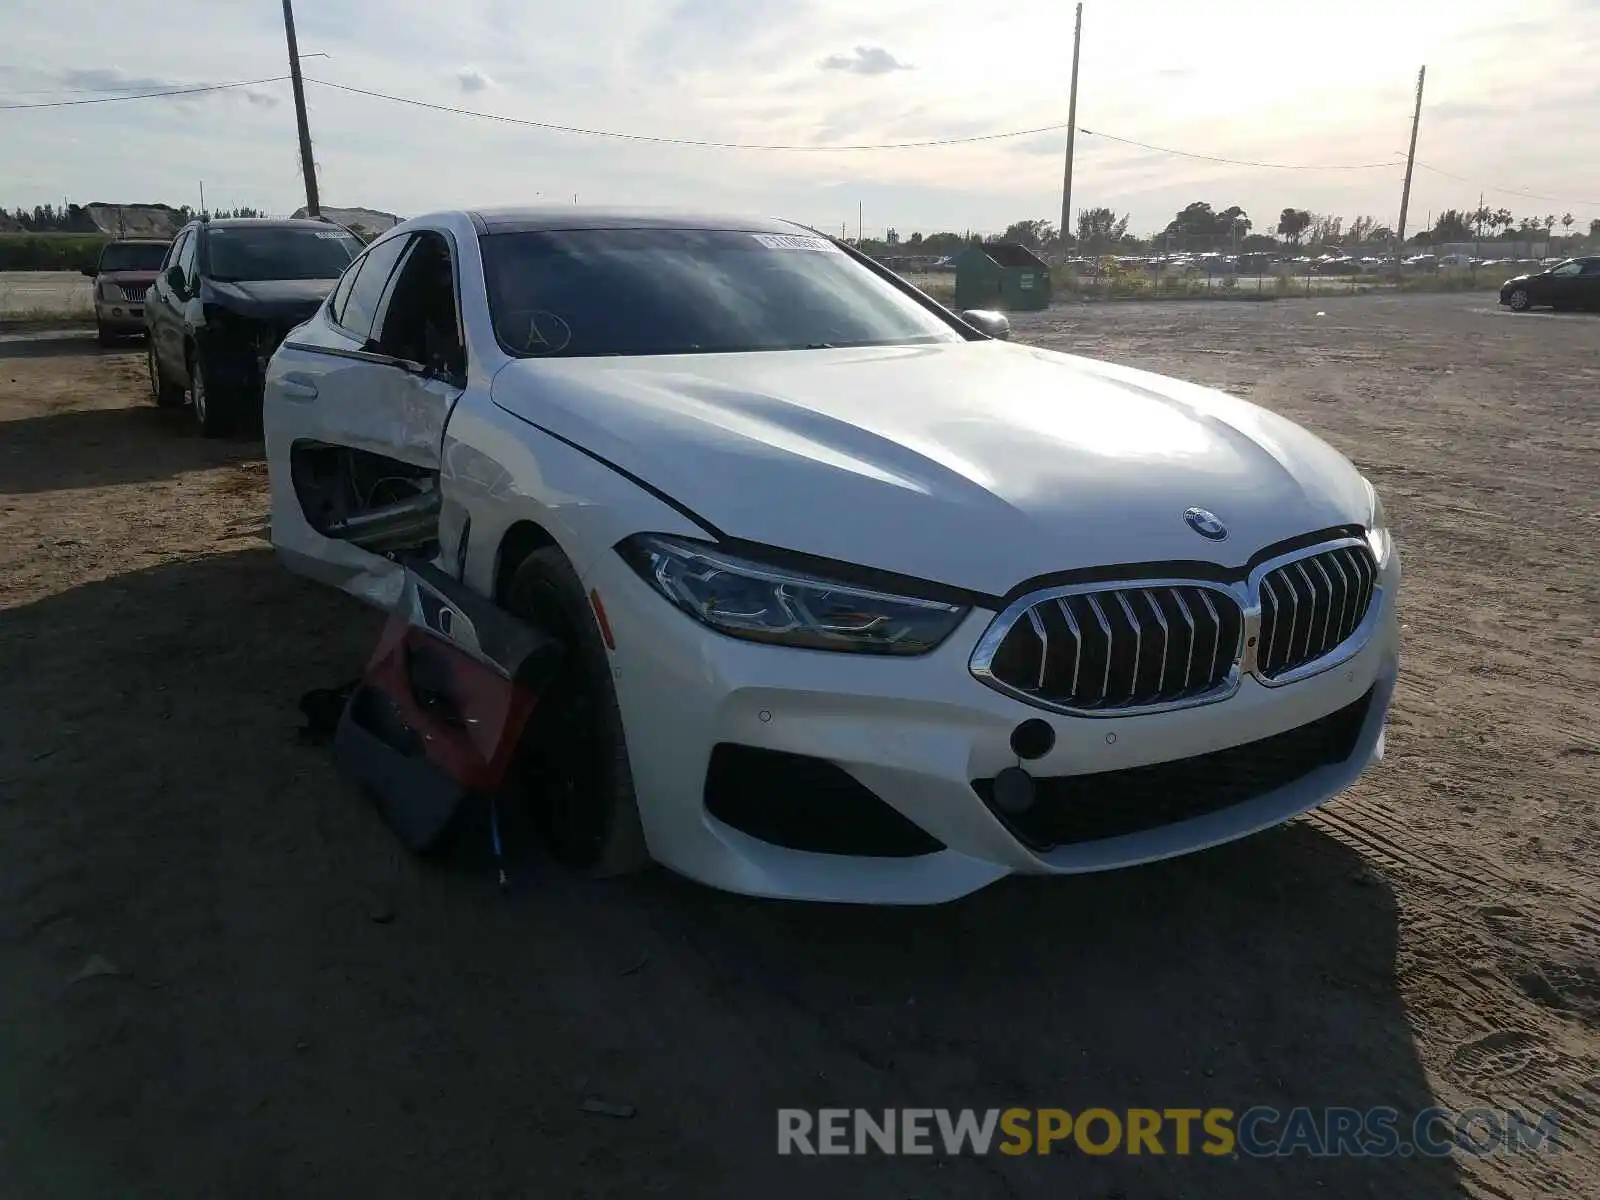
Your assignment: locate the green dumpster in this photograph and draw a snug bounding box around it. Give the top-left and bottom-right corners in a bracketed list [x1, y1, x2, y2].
[953, 241, 1052, 311]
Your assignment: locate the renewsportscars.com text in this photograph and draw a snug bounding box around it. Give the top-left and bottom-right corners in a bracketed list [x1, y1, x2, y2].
[777, 1106, 1561, 1159]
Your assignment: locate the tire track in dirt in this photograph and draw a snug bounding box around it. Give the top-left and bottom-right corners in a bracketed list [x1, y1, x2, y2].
[1306, 790, 1600, 1181]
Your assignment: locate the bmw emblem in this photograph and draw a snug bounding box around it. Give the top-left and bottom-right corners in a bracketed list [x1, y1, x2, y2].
[1184, 507, 1228, 540]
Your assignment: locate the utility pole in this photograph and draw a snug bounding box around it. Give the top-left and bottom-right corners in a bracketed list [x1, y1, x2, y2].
[199, 180, 206, 217]
[1058, 2, 1083, 263]
[858, 201, 863, 244]
[1393, 64, 1425, 276]
[282, 0, 321, 217]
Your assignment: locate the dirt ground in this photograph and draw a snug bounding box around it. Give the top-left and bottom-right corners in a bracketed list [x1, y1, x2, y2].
[1, 295, 1596, 1199]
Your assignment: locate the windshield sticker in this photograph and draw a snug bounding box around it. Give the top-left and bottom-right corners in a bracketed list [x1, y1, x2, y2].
[750, 233, 840, 252]
[315, 231, 349, 239]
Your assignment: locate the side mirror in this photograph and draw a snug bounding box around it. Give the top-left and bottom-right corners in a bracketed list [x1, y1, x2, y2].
[960, 309, 1012, 340]
[80, 265, 98, 278]
[165, 265, 186, 293]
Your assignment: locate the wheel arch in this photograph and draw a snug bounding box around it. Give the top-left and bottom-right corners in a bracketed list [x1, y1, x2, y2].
[493, 519, 564, 605]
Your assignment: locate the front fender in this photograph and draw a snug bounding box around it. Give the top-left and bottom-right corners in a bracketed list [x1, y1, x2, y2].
[442, 392, 710, 603]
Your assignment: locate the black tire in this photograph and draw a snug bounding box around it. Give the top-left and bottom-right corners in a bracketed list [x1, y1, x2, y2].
[148, 342, 186, 407]
[188, 346, 234, 437]
[1507, 288, 1530, 312]
[503, 547, 649, 875]
[96, 322, 116, 348]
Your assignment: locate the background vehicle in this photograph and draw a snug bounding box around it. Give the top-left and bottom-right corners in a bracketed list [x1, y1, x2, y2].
[81, 238, 169, 345]
[264, 207, 1398, 905]
[1499, 257, 1600, 312]
[145, 217, 363, 435]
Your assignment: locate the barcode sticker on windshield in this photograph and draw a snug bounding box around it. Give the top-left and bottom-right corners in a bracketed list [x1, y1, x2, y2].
[315, 231, 348, 239]
[751, 233, 839, 252]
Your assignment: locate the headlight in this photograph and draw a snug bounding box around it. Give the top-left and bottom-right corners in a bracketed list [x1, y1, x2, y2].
[618, 534, 969, 655]
[98, 281, 123, 302]
[1363, 478, 1393, 566]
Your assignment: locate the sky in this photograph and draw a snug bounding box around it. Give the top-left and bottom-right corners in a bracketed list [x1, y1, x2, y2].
[2, 0, 1598, 238]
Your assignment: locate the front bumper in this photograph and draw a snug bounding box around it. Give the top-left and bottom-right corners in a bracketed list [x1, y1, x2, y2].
[199, 320, 297, 396]
[593, 544, 1402, 904]
[95, 300, 145, 332]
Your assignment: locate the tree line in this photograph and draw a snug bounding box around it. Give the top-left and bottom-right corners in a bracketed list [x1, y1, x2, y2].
[861, 202, 1599, 259]
[3, 203, 264, 232]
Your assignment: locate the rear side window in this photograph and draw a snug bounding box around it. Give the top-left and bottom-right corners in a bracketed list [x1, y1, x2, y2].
[334, 234, 412, 341]
[164, 230, 190, 274]
[326, 258, 360, 323]
[1581, 260, 1600, 276]
[177, 232, 200, 286]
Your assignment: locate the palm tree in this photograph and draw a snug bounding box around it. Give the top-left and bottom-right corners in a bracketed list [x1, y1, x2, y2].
[1560, 212, 1575, 246]
[1469, 204, 1492, 259]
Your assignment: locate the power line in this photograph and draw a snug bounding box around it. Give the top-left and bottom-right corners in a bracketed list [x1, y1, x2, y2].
[303, 77, 1077, 150]
[1411, 160, 1597, 209]
[4, 67, 1596, 211]
[0, 76, 288, 110]
[1078, 127, 1401, 171]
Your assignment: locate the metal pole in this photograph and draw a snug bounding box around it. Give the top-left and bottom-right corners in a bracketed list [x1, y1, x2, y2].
[1059, 2, 1083, 264]
[1393, 65, 1425, 277]
[282, 0, 321, 217]
[199, 180, 205, 217]
[858, 201, 863, 244]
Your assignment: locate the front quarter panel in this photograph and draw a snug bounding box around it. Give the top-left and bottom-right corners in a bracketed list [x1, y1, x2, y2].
[446, 385, 709, 600]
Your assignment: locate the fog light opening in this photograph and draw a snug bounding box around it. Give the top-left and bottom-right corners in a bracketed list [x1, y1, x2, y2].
[992, 766, 1035, 814]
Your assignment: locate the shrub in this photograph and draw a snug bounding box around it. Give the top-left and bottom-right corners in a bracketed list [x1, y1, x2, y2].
[0, 233, 108, 272]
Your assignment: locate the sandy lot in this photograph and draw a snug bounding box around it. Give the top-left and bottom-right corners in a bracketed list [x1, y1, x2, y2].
[0, 271, 92, 317]
[1, 295, 1596, 1199]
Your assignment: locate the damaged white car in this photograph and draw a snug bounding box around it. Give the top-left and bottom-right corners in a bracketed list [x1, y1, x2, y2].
[264, 207, 1399, 904]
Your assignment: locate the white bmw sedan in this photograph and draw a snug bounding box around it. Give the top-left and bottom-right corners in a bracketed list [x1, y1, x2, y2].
[264, 207, 1399, 904]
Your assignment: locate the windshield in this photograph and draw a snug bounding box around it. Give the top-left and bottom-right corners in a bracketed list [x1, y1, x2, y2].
[205, 226, 363, 282]
[481, 227, 963, 357]
[98, 242, 169, 272]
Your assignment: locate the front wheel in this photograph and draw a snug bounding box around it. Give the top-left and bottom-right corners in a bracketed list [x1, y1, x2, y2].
[96, 322, 117, 348]
[148, 342, 186, 407]
[188, 348, 234, 437]
[1506, 288, 1530, 312]
[503, 547, 649, 875]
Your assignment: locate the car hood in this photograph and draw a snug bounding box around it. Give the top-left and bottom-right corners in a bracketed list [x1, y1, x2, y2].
[490, 341, 1371, 596]
[204, 278, 337, 319]
[101, 270, 158, 285]
[1503, 273, 1538, 285]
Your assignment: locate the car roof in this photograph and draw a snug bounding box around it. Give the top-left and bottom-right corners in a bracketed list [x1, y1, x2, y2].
[197, 218, 348, 232]
[106, 237, 170, 245]
[467, 206, 807, 236]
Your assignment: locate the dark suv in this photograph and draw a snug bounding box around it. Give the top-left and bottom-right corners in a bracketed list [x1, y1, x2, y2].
[145, 217, 363, 436]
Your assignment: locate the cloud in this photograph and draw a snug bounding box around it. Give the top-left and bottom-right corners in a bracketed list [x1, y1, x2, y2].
[57, 67, 179, 93]
[456, 67, 494, 93]
[1429, 100, 1495, 123]
[818, 46, 912, 75]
